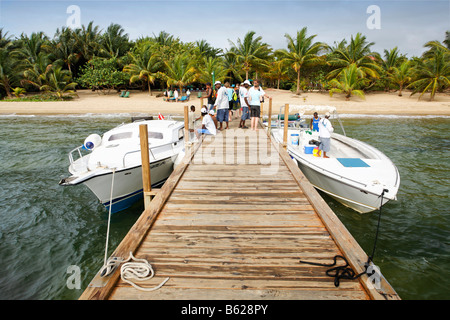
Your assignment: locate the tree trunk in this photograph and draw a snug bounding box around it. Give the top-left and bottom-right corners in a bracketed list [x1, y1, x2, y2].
[277, 78, 280, 90]
[148, 79, 152, 96]
[3, 79, 12, 98]
[296, 69, 301, 95]
[346, 92, 351, 100]
[398, 84, 403, 97]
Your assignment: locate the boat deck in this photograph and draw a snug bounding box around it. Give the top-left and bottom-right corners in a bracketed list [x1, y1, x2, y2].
[79, 117, 399, 300]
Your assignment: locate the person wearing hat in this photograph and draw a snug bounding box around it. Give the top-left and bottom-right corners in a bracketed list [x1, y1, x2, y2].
[239, 80, 251, 128]
[317, 112, 334, 158]
[196, 106, 217, 138]
[213, 81, 230, 130]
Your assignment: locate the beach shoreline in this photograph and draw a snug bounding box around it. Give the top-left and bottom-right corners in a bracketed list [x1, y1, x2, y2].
[0, 89, 449, 116]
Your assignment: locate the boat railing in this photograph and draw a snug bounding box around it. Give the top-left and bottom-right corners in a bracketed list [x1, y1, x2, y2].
[68, 145, 89, 172]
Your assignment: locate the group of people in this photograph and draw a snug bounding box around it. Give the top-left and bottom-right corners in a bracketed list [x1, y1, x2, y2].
[164, 88, 190, 102]
[203, 79, 270, 132]
[190, 80, 333, 158]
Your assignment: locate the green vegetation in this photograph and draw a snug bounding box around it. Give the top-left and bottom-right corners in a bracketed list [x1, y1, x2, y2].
[0, 23, 448, 101]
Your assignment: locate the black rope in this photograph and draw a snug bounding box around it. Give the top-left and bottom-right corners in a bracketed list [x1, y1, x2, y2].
[299, 188, 389, 287]
[368, 188, 388, 263]
[300, 255, 367, 287]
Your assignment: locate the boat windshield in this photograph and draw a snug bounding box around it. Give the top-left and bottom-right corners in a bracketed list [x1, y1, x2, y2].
[148, 132, 163, 139]
[108, 132, 133, 141]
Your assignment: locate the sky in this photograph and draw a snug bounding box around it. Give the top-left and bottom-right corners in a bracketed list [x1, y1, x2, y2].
[0, 0, 449, 57]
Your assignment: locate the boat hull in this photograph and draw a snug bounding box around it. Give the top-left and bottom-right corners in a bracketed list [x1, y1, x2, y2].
[296, 159, 390, 213]
[82, 157, 174, 213]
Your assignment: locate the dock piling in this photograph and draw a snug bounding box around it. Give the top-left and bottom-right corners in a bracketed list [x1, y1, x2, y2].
[139, 124, 156, 210]
[283, 103, 289, 148]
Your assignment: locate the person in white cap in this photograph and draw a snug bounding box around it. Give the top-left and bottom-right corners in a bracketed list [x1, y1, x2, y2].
[196, 106, 217, 138]
[317, 112, 334, 158]
[213, 81, 229, 130]
[239, 80, 251, 128]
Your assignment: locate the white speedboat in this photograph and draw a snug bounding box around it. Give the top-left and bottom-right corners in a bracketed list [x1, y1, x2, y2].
[270, 105, 400, 213]
[59, 119, 185, 213]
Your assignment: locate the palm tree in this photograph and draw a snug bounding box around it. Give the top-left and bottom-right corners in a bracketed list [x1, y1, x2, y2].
[276, 27, 325, 95]
[99, 23, 131, 60]
[21, 52, 54, 89]
[443, 31, 450, 50]
[12, 87, 26, 98]
[327, 33, 381, 81]
[329, 63, 366, 100]
[151, 31, 176, 47]
[40, 66, 78, 99]
[265, 60, 289, 89]
[388, 60, 412, 96]
[408, 44, 449, 101]
[0, 28, 12, 49]
[50, 27, 79, 73]
[196, 56, 228, 84]
[380, 47, 406, 92]
[73, 21, 101, 62]
[0, 44, 22, 98]
[228, 31, 272, 80]
[222, 52, 243, 83]
[194, 40, 222, 59]
[123, 44, 161, 95]
[16, 31, 49, 66]
[162, 53, 197, 94]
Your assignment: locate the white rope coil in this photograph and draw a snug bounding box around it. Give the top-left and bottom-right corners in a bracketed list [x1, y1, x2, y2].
[120, 252, 170, 291]
[100, 252, 169, 291]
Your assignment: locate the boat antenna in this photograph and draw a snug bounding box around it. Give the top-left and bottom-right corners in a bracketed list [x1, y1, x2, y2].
[334, 110, 346, 136]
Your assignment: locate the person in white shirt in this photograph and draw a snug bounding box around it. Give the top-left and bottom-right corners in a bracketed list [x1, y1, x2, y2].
[196, 107, 217, 138]
[173, 89, 179, 102]
[239, 80, 251, 129]
[213, 81, 229, 130]
[247, 79, 270, 131]
[318, 112, 334, 158]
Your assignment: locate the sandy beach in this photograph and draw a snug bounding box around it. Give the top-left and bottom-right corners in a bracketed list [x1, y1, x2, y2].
[0, 89, 449, 116]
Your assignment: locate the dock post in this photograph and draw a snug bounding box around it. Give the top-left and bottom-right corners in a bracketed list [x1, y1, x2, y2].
[283, 103, 289, 148]
[260, 101, 264, 119]
[139, 124, 152, 210]
[184, 105, 190, 145]
[268, 98, 272, 134]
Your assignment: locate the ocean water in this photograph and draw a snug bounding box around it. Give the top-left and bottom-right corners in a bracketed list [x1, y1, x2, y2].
[0, 114, 448, 300]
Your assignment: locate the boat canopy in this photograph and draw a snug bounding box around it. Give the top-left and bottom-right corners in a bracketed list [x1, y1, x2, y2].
[276, 104, 345, 136]
[287, 105, 337, 117]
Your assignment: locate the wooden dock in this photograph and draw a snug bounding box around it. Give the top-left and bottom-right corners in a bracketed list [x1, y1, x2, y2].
[79, 110, 400, 300]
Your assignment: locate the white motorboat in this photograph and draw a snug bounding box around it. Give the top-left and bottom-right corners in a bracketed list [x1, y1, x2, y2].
[270, 105, 400, 213]
[59, 118, 185, 213]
